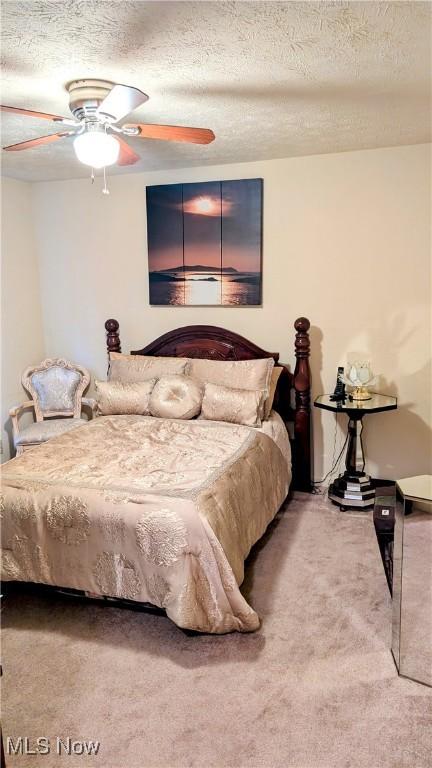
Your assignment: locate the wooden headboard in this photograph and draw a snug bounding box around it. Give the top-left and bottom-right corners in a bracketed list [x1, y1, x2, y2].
[104, 318, 312, 491]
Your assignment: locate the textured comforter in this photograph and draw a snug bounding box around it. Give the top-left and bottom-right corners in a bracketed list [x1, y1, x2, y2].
[1, 415, 290, 633]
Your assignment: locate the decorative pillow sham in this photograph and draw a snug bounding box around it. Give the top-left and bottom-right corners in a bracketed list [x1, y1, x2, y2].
[186, 357, 274, 418]
[95, 379, 156, 416]
[200, 382, 264, 427]
[149, 375, 203, 420]
[109, 353, 188, 384]
[263, 366, 282, 420]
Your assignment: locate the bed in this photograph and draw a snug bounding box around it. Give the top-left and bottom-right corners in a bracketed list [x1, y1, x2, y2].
[1, 319, 311, 633]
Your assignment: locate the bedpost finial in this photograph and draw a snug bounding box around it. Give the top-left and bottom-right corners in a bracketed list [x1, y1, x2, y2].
[105, 318, 119, 333]
[294, 317, 310, 333]
[105, 318, 121, 354]
[294, 317, 310, 359]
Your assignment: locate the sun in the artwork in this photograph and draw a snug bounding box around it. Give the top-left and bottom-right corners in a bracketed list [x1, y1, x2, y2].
[196, 196, 212, 213]
[193, 196, 218, 214]
[180, 193, 232, 217]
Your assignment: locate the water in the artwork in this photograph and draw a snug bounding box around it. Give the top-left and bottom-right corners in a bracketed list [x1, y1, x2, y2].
[149, 269, 261, 306]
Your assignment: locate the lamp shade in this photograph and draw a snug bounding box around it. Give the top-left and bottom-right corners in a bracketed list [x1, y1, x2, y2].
[73, 130, 120, 168]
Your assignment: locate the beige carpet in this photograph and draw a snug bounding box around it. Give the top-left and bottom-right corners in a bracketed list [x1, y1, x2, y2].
[2, 493, 431, 768]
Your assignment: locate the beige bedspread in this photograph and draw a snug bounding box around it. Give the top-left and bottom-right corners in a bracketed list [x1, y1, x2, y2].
[1, 415, 290, 633]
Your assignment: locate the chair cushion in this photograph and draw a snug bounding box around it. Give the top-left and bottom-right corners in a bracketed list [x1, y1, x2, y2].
[30, 366, 81, 413]
[14, 418, 88, 447]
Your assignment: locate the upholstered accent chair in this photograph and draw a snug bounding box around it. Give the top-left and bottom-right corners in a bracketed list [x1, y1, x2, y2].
[10, 358, 97, 456]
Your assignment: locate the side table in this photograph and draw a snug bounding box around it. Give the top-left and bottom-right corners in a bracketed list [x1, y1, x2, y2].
[314, 393, 397, 510]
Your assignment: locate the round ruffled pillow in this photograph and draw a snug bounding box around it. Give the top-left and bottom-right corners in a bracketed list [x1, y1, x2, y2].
[149, 375, 203, 420]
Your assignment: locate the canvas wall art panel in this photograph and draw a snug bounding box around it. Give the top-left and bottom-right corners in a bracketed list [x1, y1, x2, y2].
[146, 178, 263, 306]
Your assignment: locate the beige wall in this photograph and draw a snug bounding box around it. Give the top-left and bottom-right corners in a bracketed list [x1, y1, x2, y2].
[1, 177, 45, 461]
[26, 142, 432, 480]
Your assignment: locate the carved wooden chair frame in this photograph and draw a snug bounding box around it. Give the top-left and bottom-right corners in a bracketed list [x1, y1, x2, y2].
[10, 359, 96, 456]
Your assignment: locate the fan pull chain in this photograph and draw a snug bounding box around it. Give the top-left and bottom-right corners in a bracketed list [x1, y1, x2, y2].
[103, 124, 109, 195]
[91, 168, 95, 184]
[102, 166, 110, 195]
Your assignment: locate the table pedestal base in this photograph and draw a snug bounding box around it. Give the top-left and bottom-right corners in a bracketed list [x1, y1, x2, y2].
[329, 471, 375, 510]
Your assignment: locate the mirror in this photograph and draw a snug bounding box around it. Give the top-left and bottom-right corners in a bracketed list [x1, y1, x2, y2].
[392, 478, 432, 687]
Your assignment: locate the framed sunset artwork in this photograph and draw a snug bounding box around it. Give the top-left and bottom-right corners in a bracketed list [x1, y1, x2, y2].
[146, 178, 263, 306]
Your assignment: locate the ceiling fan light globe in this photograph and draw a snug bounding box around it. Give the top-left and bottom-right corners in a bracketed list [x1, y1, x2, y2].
[73, 131, 119, 168]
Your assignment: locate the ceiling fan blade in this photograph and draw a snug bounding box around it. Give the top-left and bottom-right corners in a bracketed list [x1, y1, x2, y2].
[116, 136, 141, 166]
[3, 132, 73, 152]
[124, 123, 215, 144]
[96, 85, 149, 123]
[1, 104, 68, 122]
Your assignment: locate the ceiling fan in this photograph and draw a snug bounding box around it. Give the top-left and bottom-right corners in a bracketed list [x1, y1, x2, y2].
[1, 79, 215, 169]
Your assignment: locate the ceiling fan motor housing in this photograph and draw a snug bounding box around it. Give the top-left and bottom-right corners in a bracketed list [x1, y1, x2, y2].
[67, 79, 114, 122]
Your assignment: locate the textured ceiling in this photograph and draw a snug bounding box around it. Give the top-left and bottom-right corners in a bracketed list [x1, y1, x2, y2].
[1, 1, 431, 182]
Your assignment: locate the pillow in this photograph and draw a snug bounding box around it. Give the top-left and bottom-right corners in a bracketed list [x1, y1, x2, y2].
[95, 379, 156, 416]
[263, 366, 282, 420]
[109, 353, 188, 384]
[149, 375, 203, 420]
[186, 357, 274, 418]
[201, 382, 264, 427]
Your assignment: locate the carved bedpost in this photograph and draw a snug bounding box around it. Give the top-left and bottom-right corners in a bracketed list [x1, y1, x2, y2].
[105, 319, 121, 357]
[293, 317, 312, 492]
